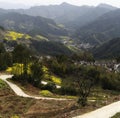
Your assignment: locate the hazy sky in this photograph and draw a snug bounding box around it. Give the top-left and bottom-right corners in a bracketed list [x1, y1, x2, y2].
[0, 0, 120, 8]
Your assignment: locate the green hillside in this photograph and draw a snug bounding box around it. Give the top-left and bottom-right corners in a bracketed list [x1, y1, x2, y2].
[75, 9, 120, 45]
[0, 12, 68, 37]
[30, 40, 73, 56]
[0, 28, 72, 56]
[92, 38, 120, 59]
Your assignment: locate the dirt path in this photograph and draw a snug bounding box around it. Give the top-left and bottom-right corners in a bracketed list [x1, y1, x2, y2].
[0, 74, 65, 100]
[1, 74, 120, 118]
[73, 100, 120, 118]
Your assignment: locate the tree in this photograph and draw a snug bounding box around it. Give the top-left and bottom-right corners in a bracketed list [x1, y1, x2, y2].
[3, 52, 13, 67]
[13, 44, 31, 76]
[71, 52, 94, 62]
[30, 61, 43, 87]
[0, 43, 13, 70]
[74, 66, 100, 106]
[0, 43, 6, 53]
[116, 56, 120, 63]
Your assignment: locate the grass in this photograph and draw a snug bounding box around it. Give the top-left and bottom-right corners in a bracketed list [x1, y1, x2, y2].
[67, 45, 80, 52]
[1, 76, 120, 117]
[0, 78, 76, 117]
[0, 79, 35, 118]
[4, 64, 120, 117]
[35, 35, 48, 41]
[0, 79, 14, 97]
[60, 36, 70, 40]
[11, 115, 20, 118]
[0, 79, 8, 88]
[0, 96, 35, 117]
[111, 113, 120, 118]
[5, 31, 31, 40]
[8, 78, 76, 100]
[57, 24, 65, 28]
[39, 90, 53, 97]
[24, 99, 76, 118]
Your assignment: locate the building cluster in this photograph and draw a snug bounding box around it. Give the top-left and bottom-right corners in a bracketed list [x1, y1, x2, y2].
[76, 60, 120, 73]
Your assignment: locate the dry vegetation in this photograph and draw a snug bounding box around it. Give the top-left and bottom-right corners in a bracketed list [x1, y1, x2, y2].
[0, 79, 76, 118]
[0, 78, 120, 118]
[0, 79, 35, 117]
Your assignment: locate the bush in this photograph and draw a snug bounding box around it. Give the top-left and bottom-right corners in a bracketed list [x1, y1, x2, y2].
[59, 85, 77, 96]
[11, 74, 29, 85]
[11, 115, 20, 118]
[39, 90, 53, 97]
[100, 73, 120, 91]
[0, 80, 7, 89]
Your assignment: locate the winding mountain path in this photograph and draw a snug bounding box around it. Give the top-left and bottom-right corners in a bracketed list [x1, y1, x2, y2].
[1, 74, 120, 117]
[0, 74, 65, 100]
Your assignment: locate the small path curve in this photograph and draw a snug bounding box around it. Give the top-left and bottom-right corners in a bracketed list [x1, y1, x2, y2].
[0, 74, 65, 100]
[73, 100, 120, 118]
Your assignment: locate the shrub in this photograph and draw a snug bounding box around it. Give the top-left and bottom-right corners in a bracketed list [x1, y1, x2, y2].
[39, 90, 53, 97]
[11, 115, 20, 118]
[60, 85, 77, 96]
[100, 73, 120, 91]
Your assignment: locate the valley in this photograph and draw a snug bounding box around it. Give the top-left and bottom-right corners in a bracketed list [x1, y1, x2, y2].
[0, 1, 120, 118]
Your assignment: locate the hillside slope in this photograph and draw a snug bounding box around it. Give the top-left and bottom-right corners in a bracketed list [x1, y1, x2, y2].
[0, 27, 72, 56]
[68, 4, 116, 29]
[12, 3, 92, 25]
[92, 38, 120, 59]
[30, 40, 72, 56]
[75, 9, 120, 45]
[0, 12, 67, 37]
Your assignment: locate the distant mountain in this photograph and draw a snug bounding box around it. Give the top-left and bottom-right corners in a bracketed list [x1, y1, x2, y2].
[67, 4, 117, 29]
[0, 26, 5, 40]
[0, 8, 8, 14]
[75, 9, 120, 45]
[13, 2, 91, 21]
[12, 3, 91, 31]
[92, 38, 120, 59]
[97, 3, 117, 10]
[0, 2, 118, 51]
[9, 3, 116, 30]
[0, 12, 67, 37]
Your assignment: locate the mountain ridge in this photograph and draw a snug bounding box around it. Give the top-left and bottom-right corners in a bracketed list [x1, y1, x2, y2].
[1, 3, 116, 30]
[0, 12, 67, 37]
[75, 9, 120, 45]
